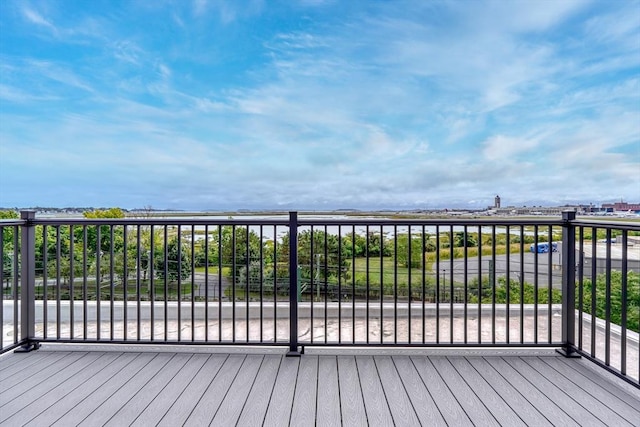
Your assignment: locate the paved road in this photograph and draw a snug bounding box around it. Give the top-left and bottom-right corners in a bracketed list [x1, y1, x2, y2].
[188, 273, 231, 299]
[437, 243, 564, 289]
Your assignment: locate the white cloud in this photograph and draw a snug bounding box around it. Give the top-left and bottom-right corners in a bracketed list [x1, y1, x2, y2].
[21, 7, 57, 33]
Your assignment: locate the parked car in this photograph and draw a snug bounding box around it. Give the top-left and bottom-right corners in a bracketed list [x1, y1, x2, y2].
[530, 242, 558, 253]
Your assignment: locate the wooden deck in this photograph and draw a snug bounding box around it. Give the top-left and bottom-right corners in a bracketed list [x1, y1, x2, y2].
[1, 345, 639, 426]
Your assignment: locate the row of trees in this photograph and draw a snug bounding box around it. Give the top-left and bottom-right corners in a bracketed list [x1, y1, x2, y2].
[0, 209, 566, 292]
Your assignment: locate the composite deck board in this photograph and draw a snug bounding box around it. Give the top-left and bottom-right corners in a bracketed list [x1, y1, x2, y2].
[130, 353, 212, 427]
[447, 356, 527, 427]
[184, 354, 245, 426]
[484, 356, 581, 426]
[521, 356, 636, 426]
[429, 356, 501, 426]
[1, 347, 639, 427]
[211, 354, 265, 426]
[337, 355, 368, 427]
[392, 356, 447, 425]
[315, 356, 342, 427]
[156, 354, 227, 427]
[0, 349, 52, 373]
[0, 352, 109, 424]
[49, 353, 158, 426]
[76, 353, 175, 426]
[0, 351, 75, 392]
[23, 352, 135, 426]
[411, 355, 474, 426]
[356, 355, 395, 426]
[542, 356, 640, 423]
[0, 351, 86, 402]
[235, 355, 282, 426]
[373, 356, 421, 426]
[556, 355, 640, 407]
[465, 356, 553, 426]
[290, 355, 319, 426]
[104, 353, 194, 426]
[503, 357, 609, 426]
[262, 355, 300, 427]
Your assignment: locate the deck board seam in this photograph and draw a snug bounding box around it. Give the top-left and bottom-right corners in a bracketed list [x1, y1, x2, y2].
[524, 357, 636, 426]
[502, 356, 599, 427]
[352, 354, 370, 426]
[465, 357, 534, 426]
[208, 355, 250, 424]
[50, 352, 151, 426]
[539, 356, 640, 420]
[406, 356, 448, 424]
[445, 356, 504, 426]
[175, 354, 229, 426]
[90, 353, 176, 427]
[390, 356, 423, 425]
[258, 355, 285, 427]
[126, 353, 195, 426]
[233, 355, 268, 427]
[334, 356, 344, 427]
[483, 356, 558, 426]
[426, 356, 475, 425]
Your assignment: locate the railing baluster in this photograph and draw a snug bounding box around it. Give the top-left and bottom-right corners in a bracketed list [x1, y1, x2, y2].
[351, 226, 356, 343]
[421, 225, 426, 344]
[338, 224, 342, 345]
[477, 226, 482, 343]
[577, 226, 584, 351]
[287, 211, 300, 356]
[533, 225, 538, 344]
[150, 225, 155, 341]
[393, 225, 398, 344]
[192, 225, 196, 342]
[69, 225, 75, 339]
[109, 225, 114, 341]
[123, 225, 127, 341]
[492, 225, 497, 344]
[436, 226, 440, 344]
[56, 225, 61, 340]
[463, 225, 468, 344]
[620, 230, 628, 376]
[558, 211, 579, 357]
[519, 226, 524, 344]
[83, 226, 88, 340]
[449, 225, 454, 344]
[16, 211, 38, 352]
[135, 225, 141, 341]
[408, 225, 412, 344]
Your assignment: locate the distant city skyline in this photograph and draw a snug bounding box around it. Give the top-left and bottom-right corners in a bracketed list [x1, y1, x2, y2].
[1, 1, 639, 211]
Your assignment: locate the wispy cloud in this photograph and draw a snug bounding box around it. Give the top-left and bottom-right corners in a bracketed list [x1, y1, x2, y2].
[21, 6, 58, 33]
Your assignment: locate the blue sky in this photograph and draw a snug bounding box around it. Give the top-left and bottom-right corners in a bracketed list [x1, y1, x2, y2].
[1, 0, 639, 211]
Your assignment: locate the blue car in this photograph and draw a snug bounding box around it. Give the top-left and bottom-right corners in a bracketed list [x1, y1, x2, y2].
[530, 242, 558, 253]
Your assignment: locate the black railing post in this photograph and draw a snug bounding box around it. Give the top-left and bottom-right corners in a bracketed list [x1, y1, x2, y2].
[287, 211, 301, 356]
[557, 210, 580, 358]
[15, 210, 40, 352]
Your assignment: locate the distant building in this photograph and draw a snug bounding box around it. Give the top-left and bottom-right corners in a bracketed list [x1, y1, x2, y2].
[602, 201, 640, 213]
[494, 195, 501, 209]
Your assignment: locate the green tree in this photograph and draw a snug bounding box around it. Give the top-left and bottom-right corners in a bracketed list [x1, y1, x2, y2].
[154, 237, 191, 281]
[395, 234, 424, 269]
[453, 231, 477, 248]
[297, 230, 350, 286]
[579, 270, 640, 333]
[220, 226, 262, 281]
[364, 232, 392, 257]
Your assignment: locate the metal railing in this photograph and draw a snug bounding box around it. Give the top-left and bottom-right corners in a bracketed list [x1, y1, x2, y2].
[1, 211, 638, 386]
